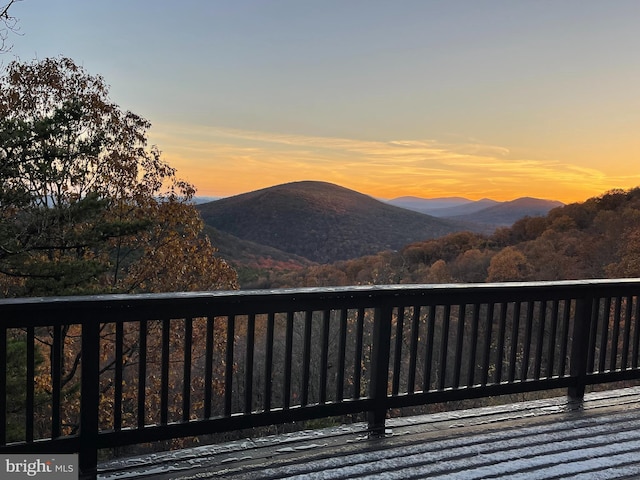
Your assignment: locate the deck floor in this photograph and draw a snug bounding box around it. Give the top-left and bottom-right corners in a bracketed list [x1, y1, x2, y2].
[100, 386, 640, 479]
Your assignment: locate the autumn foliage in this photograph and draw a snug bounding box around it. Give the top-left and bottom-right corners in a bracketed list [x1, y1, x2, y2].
[254, 188, 640, 288]
[0, 57, 237, 295]
[0, 57, 237, 445]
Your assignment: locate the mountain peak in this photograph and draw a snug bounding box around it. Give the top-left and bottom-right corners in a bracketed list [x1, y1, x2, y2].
[197, 181, 473, 263]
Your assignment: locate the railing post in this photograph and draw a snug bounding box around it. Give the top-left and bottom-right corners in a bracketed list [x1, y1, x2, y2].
[79, 318, 101, 480]
[568, 296, 594, 404]
[0, 326, 6, 446]
[368, 304, 393, 436]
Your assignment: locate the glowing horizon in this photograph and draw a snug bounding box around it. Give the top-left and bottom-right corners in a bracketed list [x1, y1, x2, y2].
[8, 1, 640, 206]
[150, 123, 636, 204]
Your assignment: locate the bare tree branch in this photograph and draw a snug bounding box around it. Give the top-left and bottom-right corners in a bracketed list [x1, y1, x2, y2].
[0, 0, 17, 18]
[1, 0, 21, 54]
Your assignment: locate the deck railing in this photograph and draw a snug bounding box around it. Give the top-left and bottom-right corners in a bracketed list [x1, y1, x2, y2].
[3, 279, 640, 478]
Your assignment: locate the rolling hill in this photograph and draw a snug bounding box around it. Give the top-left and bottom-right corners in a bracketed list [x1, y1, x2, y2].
[204, 225, 312, 268]
[388, 195, 562, 221]
[450, 197, 564, 226]
[197, 181, 475, 263]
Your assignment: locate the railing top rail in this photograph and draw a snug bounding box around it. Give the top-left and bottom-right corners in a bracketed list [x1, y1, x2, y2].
[0, 278, 640, 312]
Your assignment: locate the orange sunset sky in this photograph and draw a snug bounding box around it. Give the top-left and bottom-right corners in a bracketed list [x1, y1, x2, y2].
[8, 1, 640, 203]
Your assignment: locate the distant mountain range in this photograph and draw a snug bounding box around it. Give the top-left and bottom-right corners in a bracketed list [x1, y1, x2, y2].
[451, 197, 564, 225]
[197, 181, 563, 265]
[388, 196, 499, 217]
[191, 196, 220, 204]
[388, 196, 563, 225]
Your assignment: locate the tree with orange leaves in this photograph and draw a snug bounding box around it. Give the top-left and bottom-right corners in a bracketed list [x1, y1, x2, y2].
[0, 57, 237, 296]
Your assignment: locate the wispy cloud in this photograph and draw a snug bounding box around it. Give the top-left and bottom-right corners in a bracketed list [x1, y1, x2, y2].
[148, 124, 629, 202]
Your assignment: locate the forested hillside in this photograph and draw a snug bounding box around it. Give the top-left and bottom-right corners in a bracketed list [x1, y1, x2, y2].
[203, 225, 313, 286]
[197, 181, 475, 263]
[248, 188, 640, 288]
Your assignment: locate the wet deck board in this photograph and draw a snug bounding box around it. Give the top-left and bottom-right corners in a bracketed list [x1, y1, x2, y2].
[100, 386, 640, 479]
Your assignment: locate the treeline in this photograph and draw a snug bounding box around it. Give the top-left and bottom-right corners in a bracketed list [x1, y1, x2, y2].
[245, 187, 640, 288]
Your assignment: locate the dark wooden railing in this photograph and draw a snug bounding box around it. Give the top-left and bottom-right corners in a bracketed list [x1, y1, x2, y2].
[3, 279, 640, 478]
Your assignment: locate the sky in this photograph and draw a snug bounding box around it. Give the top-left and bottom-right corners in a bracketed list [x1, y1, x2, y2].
[4, 0, 640, 203]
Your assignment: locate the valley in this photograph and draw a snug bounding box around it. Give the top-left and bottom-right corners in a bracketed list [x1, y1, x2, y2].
[197, 181, 579, 288]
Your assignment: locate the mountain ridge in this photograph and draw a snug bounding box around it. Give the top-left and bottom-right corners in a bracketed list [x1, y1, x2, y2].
[450, 197, 564, 225]
[197, 181, 477, 263]
[387, 195, 561, 220]
[198, 181, 564, 266]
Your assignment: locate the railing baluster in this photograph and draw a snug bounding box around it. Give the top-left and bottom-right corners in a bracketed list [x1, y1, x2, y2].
[182, 317, 193, 422]
[559, 300, 571, 376]
[225, 315, 235, 416]
[319, 310, 331, 404]
[452, 304, 466, 389]
[467, 304, 480, 387]
[495, 302, 508, 383]
[610, 297, 622, 370]
[51, 324, 62, 438]
[336, 308, 348, 401]
[407, 305, 421, 394]
[633, 297, 640, 369]
[423, 305, 436, 391]
[392, 306, 405, 395]
[521, 302, 535, 380]
[26, 326, 34, 442]
[114, 321, 123, 431]
[0, 326, 6, 446]
[244, 314, 255, 414]
[546, 300, 560, 378]
[264, 312, 275, 411]
[508, 302, 521, 382]
[160, 319, 170, 425]
[79, 316, 100, 479]
[353, 308, 365, 399]
[301, 311, 312, 406]
[481, 303, 495, 386]
[204, 316, 213, 419]
[598, 297, 611, 373]
[587, 298, 599, 373]
[137, 320, 147, 428]
[283, 312, 294, 408]
[438, 305, 451, 390]
[533, 301, 547, 380]
[621, 296, 633, 370]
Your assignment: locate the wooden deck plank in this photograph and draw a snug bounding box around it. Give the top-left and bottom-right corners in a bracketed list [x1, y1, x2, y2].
[99, 386, 640, 479]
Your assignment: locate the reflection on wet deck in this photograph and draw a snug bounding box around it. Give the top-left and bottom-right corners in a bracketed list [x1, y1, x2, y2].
[100, 386, 640, 479]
